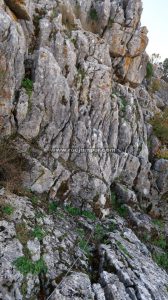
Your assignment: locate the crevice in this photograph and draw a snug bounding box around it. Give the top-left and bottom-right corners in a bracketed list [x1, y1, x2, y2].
[12, 90, 20, 130]
[89, 247, 101, 284]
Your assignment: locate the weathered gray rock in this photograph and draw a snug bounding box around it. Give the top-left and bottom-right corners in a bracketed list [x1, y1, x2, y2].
[153, 159, 168, 194]
[0, 8, 26, 137]
[50, 272, 95, 300]
[99, 229, 168, 300]
[115, 183, 138, 205]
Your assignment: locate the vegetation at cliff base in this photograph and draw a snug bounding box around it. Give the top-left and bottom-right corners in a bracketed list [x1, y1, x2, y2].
[150, 108, 168, 145]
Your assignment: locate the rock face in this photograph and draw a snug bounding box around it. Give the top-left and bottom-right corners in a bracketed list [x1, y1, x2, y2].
[0, 0, 150, 208]
[0, 7, 26, 137]
[0, 0, 168, 299]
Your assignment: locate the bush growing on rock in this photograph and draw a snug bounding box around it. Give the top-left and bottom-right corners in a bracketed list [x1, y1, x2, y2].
[150, 108, 168, 145]
[31, 226, 46, 241]
[89, 7, 98, 21]
[2, 204, 14, 215]
[146, 62, 154, 79]
[21, 78, 33, 97]
[13, 256, 47, 276]
[153, 253, 168, 271]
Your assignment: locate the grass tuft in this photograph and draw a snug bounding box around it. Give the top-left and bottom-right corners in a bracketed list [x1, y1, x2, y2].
[31, 226, 46, 241]
[13, 256, 47, 275]
[22, 78, 33, 97]
[2, 204, 14, 215]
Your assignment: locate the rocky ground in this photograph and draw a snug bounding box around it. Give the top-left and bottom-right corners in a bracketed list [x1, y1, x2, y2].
[1, 188, 168, 300]
[0, 0, 168, 299]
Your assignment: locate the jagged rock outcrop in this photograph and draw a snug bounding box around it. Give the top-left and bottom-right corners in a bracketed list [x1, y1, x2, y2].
[0, 0, 168, 299]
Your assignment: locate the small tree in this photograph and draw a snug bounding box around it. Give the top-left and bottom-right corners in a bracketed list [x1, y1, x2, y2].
[146, 62, 154, 79]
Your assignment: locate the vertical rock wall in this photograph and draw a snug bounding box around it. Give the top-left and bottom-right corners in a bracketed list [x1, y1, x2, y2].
[0, 0, 167, 213]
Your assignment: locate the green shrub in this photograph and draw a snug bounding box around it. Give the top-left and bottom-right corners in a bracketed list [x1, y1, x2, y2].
[2, 204, 14, 215]
[150, 109, 168, 145]
[120, 96, 127, 113]
[107, 222, 116, 232]
[81, 210, 96, 221]
[94, 224, 106, 242]
[79, 240, 90, 256]
[30, 194, 39, 206]
[153, 236, 167, 250]
[31, 226, 46, 241]
[48, 201, 58, 214]
[153, 252, 168, 270]
[14, 257, 33, 275]
[22, 78, 33, 97]
[76, 228, 90, 256]
[146, 62, 154, 79]
[89, 8, 98, 21]
[14, 256, 47, 275]
[32, 258, 47, 275]
[65, 206, 81, 216]
[152, 219, 164, 229]
[65, 205, 96, 220]
[118, 205, 128, 217]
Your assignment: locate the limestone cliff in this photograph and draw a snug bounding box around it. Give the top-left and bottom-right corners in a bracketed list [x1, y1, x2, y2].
[0, 0, 168, 299]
